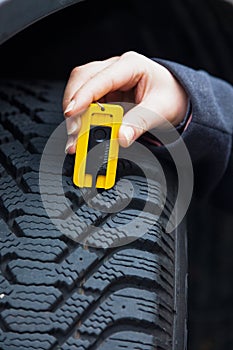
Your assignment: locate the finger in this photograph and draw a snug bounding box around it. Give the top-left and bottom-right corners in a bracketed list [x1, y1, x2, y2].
[65, 92, 133, 152]
[104, 91, 123, 103]
[64, 52, 144, 117]
[104, 89, 135, 103]
[66, 115, 82, 135]
[118, 100, 166, 147]
[63, 56, 119, 113]
[65, 134, 77, 154]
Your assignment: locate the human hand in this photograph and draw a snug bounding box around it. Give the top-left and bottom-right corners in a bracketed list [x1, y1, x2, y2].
[63, 51, 188, 154]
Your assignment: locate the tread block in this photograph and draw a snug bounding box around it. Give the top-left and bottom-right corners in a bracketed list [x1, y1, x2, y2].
[87, 176, 163, 213]
[14, 215, 64, 239]
[12, 80, 65, 104]
[137, 222, 175, 259]
[28, 137, 48, 154]
[0, 275, 13, 297]
[7, 247, 99, 288]
[85, 209, 165, 248]
[79, 288, 172, 334]
[1, 293, 93, 333]
[0, 285, 62, 311]
[0, 100, 19, 121]
[62, 290, 172, 349]
[13, 95, 61, 115]
[0, 124, 14, 145]
[0, 141, 40, 176]
[4, 114, 56, 143]
[21, 173, 81, 201]
[84, 248, 173, 298]
[0, 234, 68, 262]
[62, 332, 164, 350]
[0, 332, 57, 350]
[35, 111, 64, 124]
[0, 175, 66, 220]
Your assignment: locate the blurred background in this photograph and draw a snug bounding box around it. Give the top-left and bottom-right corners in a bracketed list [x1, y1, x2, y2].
[0, 0, 233, 348]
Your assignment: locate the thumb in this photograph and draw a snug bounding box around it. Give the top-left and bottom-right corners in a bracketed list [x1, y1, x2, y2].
[118, 104, 165, 147]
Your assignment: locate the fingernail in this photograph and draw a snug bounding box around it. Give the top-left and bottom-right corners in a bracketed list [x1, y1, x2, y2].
[65, 136, 75, 154]
[123, 126, 134, 146]
[64, 99, 75, 115]
[66, 118, 79, 135]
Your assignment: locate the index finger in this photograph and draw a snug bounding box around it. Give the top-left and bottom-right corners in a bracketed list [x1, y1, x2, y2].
[64, 52, 145, 117]
[63, 57, 119, 114]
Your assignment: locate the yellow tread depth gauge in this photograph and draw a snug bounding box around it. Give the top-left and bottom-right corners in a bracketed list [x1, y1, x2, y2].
[73, 103, 124, 189]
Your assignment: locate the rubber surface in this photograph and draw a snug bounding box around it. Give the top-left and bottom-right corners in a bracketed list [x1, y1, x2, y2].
[0, 0, 83, 45]
[0, 79, 187, 350]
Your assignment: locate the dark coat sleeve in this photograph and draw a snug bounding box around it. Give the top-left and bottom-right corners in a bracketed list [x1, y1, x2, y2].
[150, 58, 233, 197]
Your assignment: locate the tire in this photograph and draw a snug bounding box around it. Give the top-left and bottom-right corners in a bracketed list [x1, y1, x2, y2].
[0, 79, 187, 350]
[0, 0, 82, 45]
